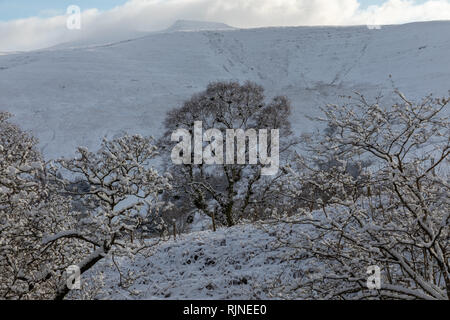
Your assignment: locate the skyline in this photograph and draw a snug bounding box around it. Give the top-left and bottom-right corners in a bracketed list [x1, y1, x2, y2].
[0, 0, 448, 52]
[0, 0, 433, 22]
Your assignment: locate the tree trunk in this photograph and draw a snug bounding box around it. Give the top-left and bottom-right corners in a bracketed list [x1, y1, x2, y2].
[54, 246, 110, 300]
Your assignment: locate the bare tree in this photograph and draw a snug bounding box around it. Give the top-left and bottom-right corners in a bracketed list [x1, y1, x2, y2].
[159, 81, 297, 228]
[272, 92, 449, 299]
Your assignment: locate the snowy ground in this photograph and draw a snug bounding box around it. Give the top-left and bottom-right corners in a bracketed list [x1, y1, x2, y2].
[0, 20, 449, 159]
[72, 220, 309, 300]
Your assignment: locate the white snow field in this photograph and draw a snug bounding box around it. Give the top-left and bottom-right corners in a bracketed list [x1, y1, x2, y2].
[71, 221, 310, 300]
[0, 20, 449, 159]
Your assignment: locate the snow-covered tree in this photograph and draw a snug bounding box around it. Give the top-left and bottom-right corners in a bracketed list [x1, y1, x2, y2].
[1, 114, 170, 299]
[273, 92, 449, 299]
[49, 134, 171, 299]
[0, 112, 84, 299]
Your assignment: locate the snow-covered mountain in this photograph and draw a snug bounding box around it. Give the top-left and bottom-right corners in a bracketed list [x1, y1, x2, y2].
[0, 20, 449, 159]
[164, 19, 235, 32]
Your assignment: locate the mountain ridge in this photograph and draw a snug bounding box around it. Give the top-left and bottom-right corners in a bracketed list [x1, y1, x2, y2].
[164, 19, 235, 32]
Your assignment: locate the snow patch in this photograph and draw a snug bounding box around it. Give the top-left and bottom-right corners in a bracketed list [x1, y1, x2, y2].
[74, 221, 308, 300]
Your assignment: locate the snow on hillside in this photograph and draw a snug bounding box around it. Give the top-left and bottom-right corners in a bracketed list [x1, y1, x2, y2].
[71, 221, 309, 300]
[0, 21, 449, 159]
[164, 20, 235, 32]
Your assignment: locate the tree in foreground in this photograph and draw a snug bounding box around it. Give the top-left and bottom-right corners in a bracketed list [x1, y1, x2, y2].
[273, 92, 449, 299]
[0, 113, 170, 299]
[49, 134, 171, 299]
[0, 112, 82, 299]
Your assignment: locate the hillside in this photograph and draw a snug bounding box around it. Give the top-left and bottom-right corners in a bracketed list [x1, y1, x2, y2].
[70, 220, 309, 300]
[0, 21, 449, 159]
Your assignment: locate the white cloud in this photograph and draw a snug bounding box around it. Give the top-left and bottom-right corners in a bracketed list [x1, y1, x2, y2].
[1, 0, 450, 52]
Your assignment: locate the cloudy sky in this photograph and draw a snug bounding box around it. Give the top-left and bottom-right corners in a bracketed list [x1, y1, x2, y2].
[1, 0, 449, 52]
